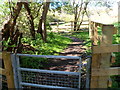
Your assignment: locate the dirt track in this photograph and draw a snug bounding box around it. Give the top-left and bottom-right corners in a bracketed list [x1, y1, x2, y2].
[47, 36, 87, 72]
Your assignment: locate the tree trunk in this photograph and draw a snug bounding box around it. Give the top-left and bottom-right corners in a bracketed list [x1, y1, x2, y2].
[23, 2, 35, 39]
[77, 2, 89, 30]
[76, 0, 83, 23]
[38, 15, 43, 39]
[73, 0, 89, 31]
[77, 11, 85, 31]
[43, 1, 50, 42]
[10, 2, 23, 37]
[2, 2, 22, 41]
[2, 2, 23, 52]
[74, 5, 78, 31]
[38, 1, 50, 42]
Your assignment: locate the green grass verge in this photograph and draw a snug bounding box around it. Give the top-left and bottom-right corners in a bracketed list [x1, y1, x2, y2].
[20, 32, 72, 69]
[22, 32, 72, 55]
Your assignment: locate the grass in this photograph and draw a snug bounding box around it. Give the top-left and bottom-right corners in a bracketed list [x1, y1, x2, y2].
[59, 30, 92, 54]
[22, 32, 72, 55]
[20, 32, 72, 69]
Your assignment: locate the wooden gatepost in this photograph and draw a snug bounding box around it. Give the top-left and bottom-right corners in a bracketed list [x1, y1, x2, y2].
[0, 52, 15, 89]
[89, 20, 120, 88]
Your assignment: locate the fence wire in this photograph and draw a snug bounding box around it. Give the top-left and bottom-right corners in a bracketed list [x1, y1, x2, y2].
[1, 75, 8, 90]
[11, 54, 88, 89]
[21, 70, 79, 89]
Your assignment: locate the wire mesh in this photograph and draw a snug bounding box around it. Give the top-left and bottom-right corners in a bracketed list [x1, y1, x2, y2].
[14, 54, 82, 89]
[1, 75, 8, 90]
[21, 70, 79, 89]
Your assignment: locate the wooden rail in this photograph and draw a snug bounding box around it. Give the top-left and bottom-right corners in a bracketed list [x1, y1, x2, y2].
[1, 52, 15, 89]
[93, 44, 120, 53]
[65, 24, 89, 26]
[50, 20, 89, 31]
[0, 68, 6, 75]
[92, 67, 120, 76]
[89, 20, 119, 88]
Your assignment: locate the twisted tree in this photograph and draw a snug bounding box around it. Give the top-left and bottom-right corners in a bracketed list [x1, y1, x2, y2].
[2, 2, 23, 53]
[1, 0, 51, 52]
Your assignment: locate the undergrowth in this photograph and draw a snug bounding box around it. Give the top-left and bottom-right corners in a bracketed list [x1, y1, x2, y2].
[22, 32, 72, 55]
[20, 32, 72, 68]
[111, 34, 120, 88]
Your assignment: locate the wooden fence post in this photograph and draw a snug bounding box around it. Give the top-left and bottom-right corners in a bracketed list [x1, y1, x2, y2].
[89, 21, 92, 39]
[90, 22, 115, 88]
[90, 53, 101, 88]
[93, 22, 98, 45]
[0, 52, 2, 90]
[71, 21, 73, 31]
[57, 22, 59, 32]
[2, 51, 15, 89]
[98, 25, 114, 88]
[90, 21, 100, 88]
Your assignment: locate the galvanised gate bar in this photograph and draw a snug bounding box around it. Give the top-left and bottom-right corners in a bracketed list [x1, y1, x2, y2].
[11, 54, 84, 89]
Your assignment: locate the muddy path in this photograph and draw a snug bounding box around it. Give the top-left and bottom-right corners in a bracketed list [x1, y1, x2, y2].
[46, 36, 88, 72]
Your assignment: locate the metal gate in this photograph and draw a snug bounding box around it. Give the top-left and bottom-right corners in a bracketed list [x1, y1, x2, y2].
[11, 54, 90, 89]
